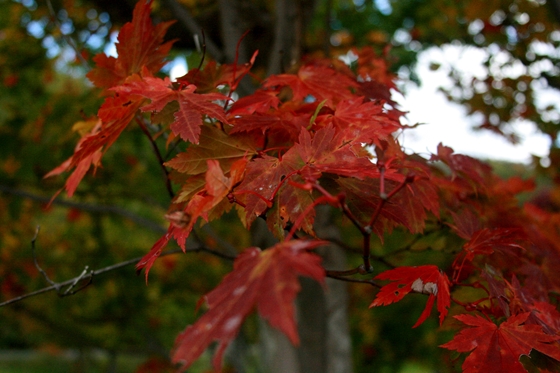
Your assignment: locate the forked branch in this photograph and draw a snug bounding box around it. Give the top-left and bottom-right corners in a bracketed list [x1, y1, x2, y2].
[0, 229, 236, 308]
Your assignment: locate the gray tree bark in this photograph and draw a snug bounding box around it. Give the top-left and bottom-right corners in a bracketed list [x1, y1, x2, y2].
[267, 0, 316, 75]
[218, 0, 249, 64]
[251, 205, 353, 373]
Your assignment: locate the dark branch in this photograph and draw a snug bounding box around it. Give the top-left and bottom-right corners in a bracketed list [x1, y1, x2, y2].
[31, 226, 58, 288]
[0, 253, 151, 307]
[326, 266, 371, 276]
[0, 184, 167, 234]
[162, 0, 225, 62]
[0, 242, 236, 308]
[326, 274, 380, 287]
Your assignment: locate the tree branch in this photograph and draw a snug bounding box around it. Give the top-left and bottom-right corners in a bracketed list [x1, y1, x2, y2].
[162, 0, 225, 62]
[0, 184, 167, 234]
[0, 242, 236, 308]
[326, 274, 380, 287]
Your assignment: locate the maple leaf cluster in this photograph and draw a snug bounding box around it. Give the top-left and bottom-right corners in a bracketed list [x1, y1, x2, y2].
[47, 1, 560, 372]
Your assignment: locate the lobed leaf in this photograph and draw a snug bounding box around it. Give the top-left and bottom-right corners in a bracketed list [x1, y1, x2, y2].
[370, 265, 451, 327]
[441, 313, 560, 373]
[165, 125, 256, 179]
[86, 0, 175, 89]
[171, 239, 326, 371]
[113, 74, 229, 144]
[264, 65, 358, 105]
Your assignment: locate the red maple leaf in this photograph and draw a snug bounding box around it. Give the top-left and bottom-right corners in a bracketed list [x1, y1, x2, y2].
[370, 265, 451, 328]
[171, 239, 326, 371]
[235, 125, 390, 233]
[113, 73, 228, 144]
[45, 96, 143, 196]
[178, 158, 246, 231]
[482, 269, 560, 334]
[431, 143, 492, 186]
[353, 46, 397, 91]
[448, 208, 482, 240]
[86, 0, 175, 89]
[441, 313, 560, 373]
[531, 302, 560, 336]
[462, 228, 526, 260]
[337, 176, 439, 236]
[135, 226, 174, 284]
[136, 158, 247, 281]
[228, 90, 281, 115]
[283, 125, 386, 182]
[177, 50, 258, 93]
[264, 65, 358, 105]
[327, 97, 401, 144]
[46, 0, 175, 196]
[228, 102, 310, 141]
[453, 228, 526, 282]
[235, 153, 299, 227]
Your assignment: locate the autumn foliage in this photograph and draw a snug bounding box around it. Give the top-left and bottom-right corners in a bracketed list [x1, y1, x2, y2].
[45, 1, 560, 372]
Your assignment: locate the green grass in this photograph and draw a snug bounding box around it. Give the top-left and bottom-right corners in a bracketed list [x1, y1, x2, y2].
[0, 350, 145, 373]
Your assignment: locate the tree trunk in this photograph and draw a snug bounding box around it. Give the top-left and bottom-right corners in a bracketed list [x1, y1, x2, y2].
[216, 2, 353, 371]
[251, 206, 353, 373]
[267, 0, 316, 75]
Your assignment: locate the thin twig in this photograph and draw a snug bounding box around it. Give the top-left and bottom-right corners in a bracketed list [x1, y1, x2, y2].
[32, 227, 93, 296]
[0, 241, 238, 308]
[62, 266, 92, 295]
[195, 246, 237, 261]
[359, 175, 414, 272]
[0, 254, 153, 307]
[195, 29, 207, 72]
[326, 274, 380, 287]
[31, 226, 58, 288]
[135, 116, 175, 199]
[325, 267, 363, 276]
[45, 0, 90, 70]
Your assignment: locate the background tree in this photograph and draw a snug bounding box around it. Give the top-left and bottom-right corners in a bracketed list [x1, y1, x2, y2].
[1, 1, 559, 373]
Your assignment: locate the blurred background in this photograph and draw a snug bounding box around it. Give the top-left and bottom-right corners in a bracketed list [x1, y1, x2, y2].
[0, 0, 558, 371]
